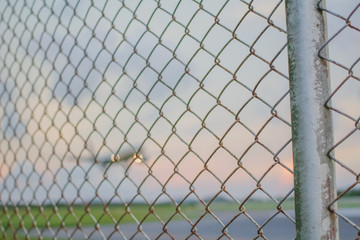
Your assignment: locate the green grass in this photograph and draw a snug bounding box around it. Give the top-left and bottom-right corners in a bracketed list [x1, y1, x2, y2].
[337, 197, 360, 209]
[2, 232, 59, 240]
[1, 202, 201, 230]
[1, 197, 358, 232]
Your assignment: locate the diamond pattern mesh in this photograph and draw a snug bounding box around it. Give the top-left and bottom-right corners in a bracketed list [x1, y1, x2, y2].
[5, 0, 359, 239]
[319, 1, 360, 239]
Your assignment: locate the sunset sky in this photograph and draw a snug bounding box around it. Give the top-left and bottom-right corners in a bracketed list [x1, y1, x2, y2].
[0, 0, 358, 205]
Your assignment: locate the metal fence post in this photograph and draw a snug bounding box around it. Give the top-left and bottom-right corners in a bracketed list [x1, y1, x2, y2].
[285, 0, 339, 239]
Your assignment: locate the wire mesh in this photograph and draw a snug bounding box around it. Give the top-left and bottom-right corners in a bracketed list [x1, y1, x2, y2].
[319, 1, 360, 239]
[1, 0, 295, 239]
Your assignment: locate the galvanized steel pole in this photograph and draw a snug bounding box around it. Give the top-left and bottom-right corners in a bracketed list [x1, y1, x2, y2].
[285, 0, 339, 239]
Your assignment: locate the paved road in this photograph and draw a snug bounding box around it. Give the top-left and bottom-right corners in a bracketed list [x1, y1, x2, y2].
[31, 209, 359, 239]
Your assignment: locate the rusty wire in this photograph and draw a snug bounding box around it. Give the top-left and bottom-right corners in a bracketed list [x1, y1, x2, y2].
[0, 0, 296, 239]
[319, 1, 360, 238]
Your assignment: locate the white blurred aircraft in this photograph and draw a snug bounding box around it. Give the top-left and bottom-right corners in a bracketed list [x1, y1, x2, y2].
[68, 143, 147, 168]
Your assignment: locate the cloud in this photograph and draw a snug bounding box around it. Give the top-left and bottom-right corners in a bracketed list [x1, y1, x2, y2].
[1, 0, 357, 206]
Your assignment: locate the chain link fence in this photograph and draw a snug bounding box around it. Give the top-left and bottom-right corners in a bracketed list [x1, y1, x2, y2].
[319, 1, 360, 238]
[0, 0, 358, 239]
[0, 0, 295, 239]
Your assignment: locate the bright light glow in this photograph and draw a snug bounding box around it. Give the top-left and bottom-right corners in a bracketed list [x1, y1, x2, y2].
[133, 153, 143, 163]
[111, 154, 120, 162]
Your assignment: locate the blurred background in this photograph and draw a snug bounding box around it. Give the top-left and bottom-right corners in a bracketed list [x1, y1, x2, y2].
[0, 0, 359, 238]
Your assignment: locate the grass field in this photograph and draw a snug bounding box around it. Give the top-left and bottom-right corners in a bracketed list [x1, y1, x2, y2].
[1, 197, 358, 234]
